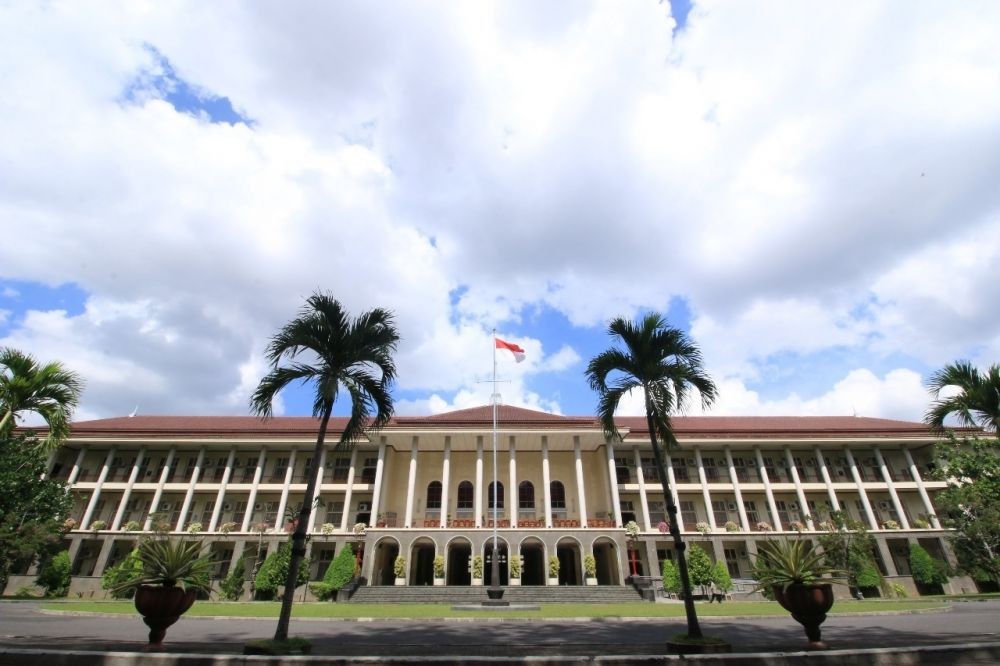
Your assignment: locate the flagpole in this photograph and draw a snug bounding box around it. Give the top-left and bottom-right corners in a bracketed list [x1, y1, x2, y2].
[491, 327, 499, 590]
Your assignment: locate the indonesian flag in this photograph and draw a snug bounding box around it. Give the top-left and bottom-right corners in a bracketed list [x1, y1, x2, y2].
[495, 337, 526, 363]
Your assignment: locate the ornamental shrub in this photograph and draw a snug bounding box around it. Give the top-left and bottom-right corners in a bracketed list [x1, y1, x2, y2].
[311, 545, 356, 600]
[685, 544, 715, 594]
[433, 554, 445, 578]
[909, 543, 949, 586]
[36, 551, 71, 597]
[394, 555, 407, 578]
[546, 555, 559, 578]
[220, 555, 245, 601]
[584, 554, 597, 577]
[661, 558, 681, 594]
[509, 554, 522, 578]
[101, 548, 143, 599]
[711, 560, 733, 592]
[253, 542, 310, 599]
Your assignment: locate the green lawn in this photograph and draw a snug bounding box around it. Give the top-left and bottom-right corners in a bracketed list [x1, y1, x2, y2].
[36, 599, 947, 619]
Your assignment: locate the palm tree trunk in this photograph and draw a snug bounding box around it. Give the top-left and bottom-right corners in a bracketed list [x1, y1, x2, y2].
[0, 409, 12, 434]
[645, 408, 703, 639]
[273, 402, 333, 642]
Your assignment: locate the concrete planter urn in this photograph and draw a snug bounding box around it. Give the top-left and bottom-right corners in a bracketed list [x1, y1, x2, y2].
[509, 577, 521, 586]
[394, 577, 406, 586]
[472, 578, 483, 586]
[433, 577, 445, 586]
[547, 577, 559, 586]
[773, 583, 835, 649]
[586, 577, 598, 586]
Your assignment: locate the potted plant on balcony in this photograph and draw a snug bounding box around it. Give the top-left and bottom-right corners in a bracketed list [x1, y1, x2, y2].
[509, 554, 522, 586]
[393, 556, 406, 586]
[471, 555, 484, 586]
[584, 554, 598, 586]
[433, 555, 445, 586]
[753, 539, 841, 650]
[110, 538, 214, 651]
[547, 556, 560, 586]
[219, 521, 237, 534]
[724, 520, 740, 532]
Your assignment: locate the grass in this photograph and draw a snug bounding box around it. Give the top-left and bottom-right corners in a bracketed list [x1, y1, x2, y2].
[35, 599, 948, 619]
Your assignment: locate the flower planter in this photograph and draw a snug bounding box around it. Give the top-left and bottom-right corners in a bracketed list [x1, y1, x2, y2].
[394, 577, 406, 586]
[472, 578, 483, 586]
[772, 583, 835, 649]
[433, 577, 445, 586]
[586, 577, 598, 586]
[133, 585, 198, 650]
[509, 578, 521, 586]
[547, 577, 559, 586]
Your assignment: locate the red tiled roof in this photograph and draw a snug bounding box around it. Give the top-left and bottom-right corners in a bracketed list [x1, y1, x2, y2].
[57, 407, 944, 439]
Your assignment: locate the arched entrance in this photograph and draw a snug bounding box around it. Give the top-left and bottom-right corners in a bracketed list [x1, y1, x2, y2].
[519, 537, 545, 586]
[447, 538, 472, 586]
[371, 538, 399, 586]
[556, 537, 582, 585]
[409, 537, 436, 586]
[592, 537, 621, 585]
[483, 538, 508, 586]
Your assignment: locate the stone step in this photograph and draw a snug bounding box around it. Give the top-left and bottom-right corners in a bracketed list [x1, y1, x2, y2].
[348, 585, 644, 604]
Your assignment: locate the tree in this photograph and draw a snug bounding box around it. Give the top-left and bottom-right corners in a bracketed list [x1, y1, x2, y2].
[35, 550, 71, 597]
[220, 555, 246, 601]
[250, 292, 398, 641]
[908, 543, 949, 591]
[931, 434, 1000, 587]
[311, 545, 356, 600]
[0, 433, 73, 590]
[0, 348, 84, 452]
[686, 544, 715, 596]
[925, 361, 1000, 436]
[253, 542, 310, 599]
[711, 560, 733, 592]
[817, 510, 881, 593]
[586, 313, 717, 639]
[101, 548, 143, 599]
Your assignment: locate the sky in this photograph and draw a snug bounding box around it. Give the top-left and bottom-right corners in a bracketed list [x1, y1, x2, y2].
[2, 1, 999, 425]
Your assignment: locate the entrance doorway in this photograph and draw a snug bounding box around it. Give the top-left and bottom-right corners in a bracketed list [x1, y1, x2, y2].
[371, 539, 399, 586]
[410, 540, 435, 586]
[520, 540, 545, 585]
[483, 541, 508, 585]
[447, 541, 472, 586]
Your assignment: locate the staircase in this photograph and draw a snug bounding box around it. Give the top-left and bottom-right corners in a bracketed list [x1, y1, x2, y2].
[348, 585, 645, 604]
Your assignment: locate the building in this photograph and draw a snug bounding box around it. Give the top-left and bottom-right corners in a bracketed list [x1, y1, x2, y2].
[7, 405, 977, 598]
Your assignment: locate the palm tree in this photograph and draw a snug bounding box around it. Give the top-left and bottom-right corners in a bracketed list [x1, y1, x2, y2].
[250, 292, 399, 643]
[0, 347, 84, 451]
[586, 314, 717, 639]
[925, 361, 1000, 436]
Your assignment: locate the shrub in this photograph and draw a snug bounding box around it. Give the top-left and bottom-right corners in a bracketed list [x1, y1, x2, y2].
[855, 558, 882, 589]
[311, 545, 358, 600]
[254, 542, 310, 598]
[101, 548, 144, 598]
[472, 555, 484, 579]
[393, 555, 406, 579]
[882, 520, 900, 530]
[220, 522, 237, 534]
[186, 522, 203, 534]
[89, 520, 107, 531]
[711, 560, 733, 592]
[123, 520, 141, 532]
[724, 520, 740, 532]
[220, 556, 246, 601]
[695, 521, 711, 534]
[912, 518, 930, 529]
[509, 554, 522, 578]
[685, 545, 715, 594]
[584, 554, 597, 577]
[909, 543, 949, 586]
[36, 550, 71, 597]
[547, 555, 559, 578]
[433, 555, 445, 578]
[661, 558, 681, 594]
[321, 523, 336, 535]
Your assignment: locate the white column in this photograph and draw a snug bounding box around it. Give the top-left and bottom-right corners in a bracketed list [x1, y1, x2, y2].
[606, 440, 623, 527]
[474, 436, 484, 528]
[340, 448, 357, 532]
[81, 447, 116, 529]
[311, 446, 327, 532]
[903, 447, 941, 528]
[441, 437, 451, 528]
[724, 447, 750, 532]
[42, 450, 56, 481]
[875, 446, 909, 530]
[542, 436, 553, 528]
[273, 448, 297, 534]
[755, 446, 782, 531]
[573, 437, 589, 528]
[404, 436, 419, 528]
[508, 436, 517, 528]
[241, 447, 267, 532]
[145, 448, 176, 531]
[784, 446, 813, 530]
[665, 453, 683, 532]
[369, 441, 387, 526]
[67, 446, 88, 485]
[814, 446, 841, 511]
[111, 447, 146, 530]
[695, 448, 715, 531]
[175, 447, 205, 532]
[844, 447, 879, 530]
[633, 445, 651, 531]
[209, 447, 236, 532]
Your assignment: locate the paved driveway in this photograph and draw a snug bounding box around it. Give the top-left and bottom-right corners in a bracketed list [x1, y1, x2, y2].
[1, 600, 998, 657]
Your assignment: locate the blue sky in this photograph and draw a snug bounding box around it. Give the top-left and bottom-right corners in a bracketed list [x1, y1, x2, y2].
[1, 2, 998, 424]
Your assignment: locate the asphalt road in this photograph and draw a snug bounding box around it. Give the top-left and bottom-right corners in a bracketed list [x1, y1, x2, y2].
[1, 600, 998, 657]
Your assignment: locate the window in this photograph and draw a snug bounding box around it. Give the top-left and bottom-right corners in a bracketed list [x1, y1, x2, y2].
[680, 500, 697, 525]
[426, 481, 442, 509]
[745, 500, 759, 524]
[518, 481, 535, 510]
[488, 481, 504, 509]
[642, 457, 660, 481]
[648, 501, 666, 525]
[712, 499, 728, 525]
[361, 457, 377, 483]
[457, 481, 474, 511]
[550, 481, 566, 510]
[272, 457, 289, 481]
[328, 500, 344, 525]
[703, 457, 719, 481]
[331, 457, 351, 481]
[615, 456, 631, 484]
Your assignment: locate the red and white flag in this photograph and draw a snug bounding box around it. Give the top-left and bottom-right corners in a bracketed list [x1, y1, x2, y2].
[495, 337, 526, 363]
